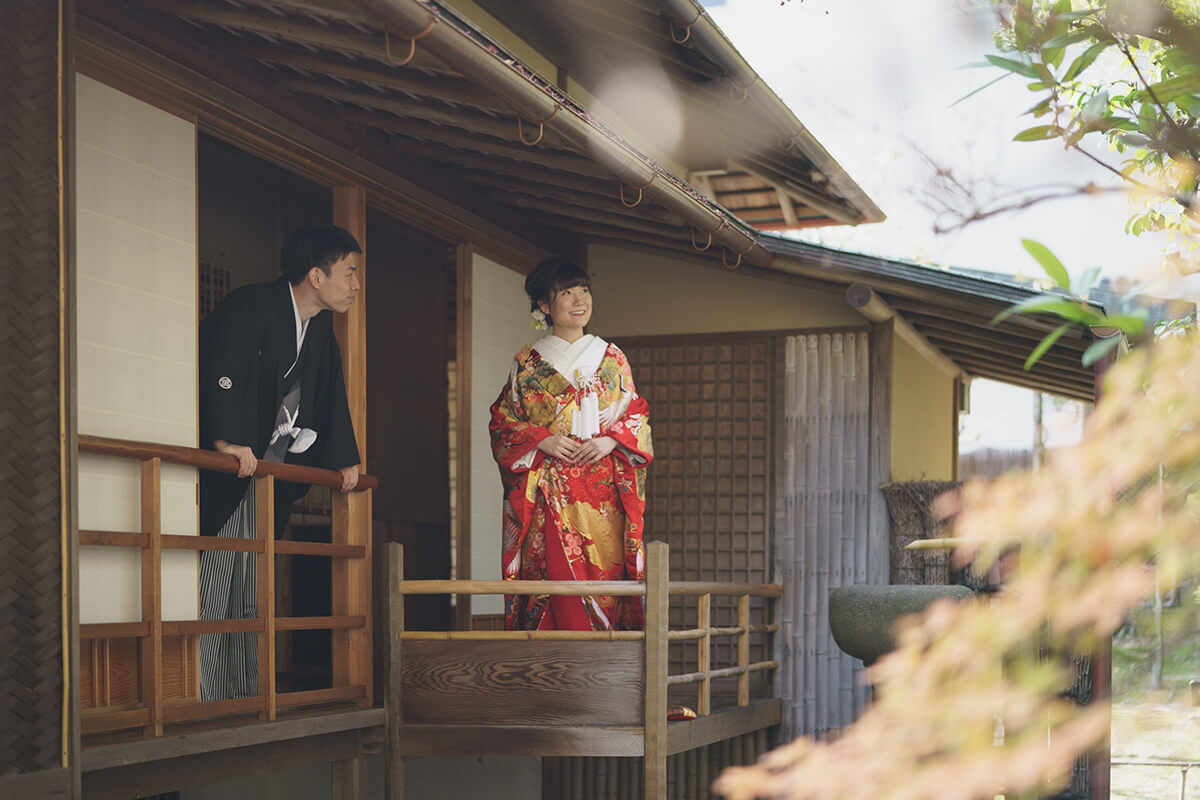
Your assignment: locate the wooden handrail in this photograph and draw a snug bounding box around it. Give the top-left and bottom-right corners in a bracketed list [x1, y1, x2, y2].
[396, 579, 647, 596]
[393, 578, 784, 598]
[79, 434, 378, 492]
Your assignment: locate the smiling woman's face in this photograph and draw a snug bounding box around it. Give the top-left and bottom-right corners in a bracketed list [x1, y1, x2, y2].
[540, 284, 593, 334]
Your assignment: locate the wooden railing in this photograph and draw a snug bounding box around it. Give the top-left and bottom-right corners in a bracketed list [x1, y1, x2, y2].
[384, 541, 780, 800]
[77, 434, 376, 737]
[389, 543, 782, 719]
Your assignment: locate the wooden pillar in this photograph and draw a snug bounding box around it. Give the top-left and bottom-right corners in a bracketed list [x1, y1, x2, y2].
[867, 319, 893, 585]
[384, 543, 405, 800]
[256, 475, 277, 721]
[332, 187, 373, 703]
[644, 541, 669, 800]
[454, 243, 473, 630]
[139, 458, 163, 736]
[1089, 337, 1119, 800]
[331, 734, 369, 800]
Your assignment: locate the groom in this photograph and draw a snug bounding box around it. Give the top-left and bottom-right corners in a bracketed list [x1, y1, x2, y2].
[197, 223, 363, 700]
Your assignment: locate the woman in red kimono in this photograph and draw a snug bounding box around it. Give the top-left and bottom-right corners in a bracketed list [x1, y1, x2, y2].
[489, 258, 653, 631]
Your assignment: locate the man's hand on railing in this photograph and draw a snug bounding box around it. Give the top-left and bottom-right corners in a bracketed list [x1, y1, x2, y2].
[215, 439, 257, 478]
[339, 465, 360, 493]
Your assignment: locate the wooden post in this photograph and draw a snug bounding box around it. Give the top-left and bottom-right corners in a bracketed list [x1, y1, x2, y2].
[332, 186, 373, 704]
[696, 593, 710, 717]
[256, 475, 276, 721]
[737, 594, 750, 707]
[867, 319, 893, 586]
[139, 458, 163, 736]
[644, 541, 669, 800]
[332, 732, 369, 800]
[1089, 337, 1119, 800]
[384, 542, 405, 800]
[453, 243, 472, 630]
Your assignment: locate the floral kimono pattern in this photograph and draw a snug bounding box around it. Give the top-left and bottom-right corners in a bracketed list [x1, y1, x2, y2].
[490, 342, 653, 630]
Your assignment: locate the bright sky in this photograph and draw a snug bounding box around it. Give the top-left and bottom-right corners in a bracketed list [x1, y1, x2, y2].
[702, 0, 1157, 452]
[704, 0, 1176, 287]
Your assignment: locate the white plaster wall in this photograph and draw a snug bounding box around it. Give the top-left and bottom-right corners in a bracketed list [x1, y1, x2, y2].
[76, 75, 199, 624]
[587, 244, 863, 337]
[469, 253, 536, 615]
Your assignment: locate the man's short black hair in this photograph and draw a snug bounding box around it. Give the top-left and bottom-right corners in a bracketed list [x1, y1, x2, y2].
[280, 224, 362, 286]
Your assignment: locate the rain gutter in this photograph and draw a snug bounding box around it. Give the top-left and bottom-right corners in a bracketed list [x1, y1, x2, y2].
[656, 0, 886, 226]
[348, 0, 775, 268]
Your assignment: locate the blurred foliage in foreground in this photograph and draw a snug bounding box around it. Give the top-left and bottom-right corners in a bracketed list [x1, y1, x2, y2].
[716, 332, 1200, 798]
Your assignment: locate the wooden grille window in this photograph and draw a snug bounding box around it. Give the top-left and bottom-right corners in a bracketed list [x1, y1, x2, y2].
[621, 337, 774, 684]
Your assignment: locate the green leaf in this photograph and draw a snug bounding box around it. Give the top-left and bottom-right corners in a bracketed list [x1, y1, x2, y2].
[1075, 266, 1102, 297]
[1059, 8, 1101, 20]
[1138, 74, 1200, 104]
[1025, 323, 1073, 370]
[949, 73, 1011, 108]
[987, 53, 1042, 79]
[1081, 90, 1110, 121]
[1026, 96, 1054, 117]
[1042, 30, 1092, 49]
[1022, 239, 1070, 289]
[1081, 335, 1122, 367]
[1063, 42, 1110, 81]
[992, 295, 1101, 326]
[1102, 312, 1149, 336]
[1014, 124, 1062, 141]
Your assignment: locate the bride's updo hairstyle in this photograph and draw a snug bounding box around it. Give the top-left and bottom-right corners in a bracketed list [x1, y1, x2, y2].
[525, 257, 591, 312]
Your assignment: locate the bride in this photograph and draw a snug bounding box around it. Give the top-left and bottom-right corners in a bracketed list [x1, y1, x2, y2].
[489, 257, 653, 631]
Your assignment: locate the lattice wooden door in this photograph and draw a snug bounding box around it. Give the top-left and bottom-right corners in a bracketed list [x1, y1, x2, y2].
[621, 337, 774, 689]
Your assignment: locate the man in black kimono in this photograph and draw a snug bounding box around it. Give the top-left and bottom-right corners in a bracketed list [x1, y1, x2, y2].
[197, 223, 362, 700]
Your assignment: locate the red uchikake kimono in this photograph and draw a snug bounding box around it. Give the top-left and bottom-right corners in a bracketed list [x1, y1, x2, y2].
[489, 340, 653, 631]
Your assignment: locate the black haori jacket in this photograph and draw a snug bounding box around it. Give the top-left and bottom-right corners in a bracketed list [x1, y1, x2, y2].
[199, 277, 359, 537]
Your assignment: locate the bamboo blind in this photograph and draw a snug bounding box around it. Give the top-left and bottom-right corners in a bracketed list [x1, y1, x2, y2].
[622, 338, 773, 686]
[777, 332, 874, 740]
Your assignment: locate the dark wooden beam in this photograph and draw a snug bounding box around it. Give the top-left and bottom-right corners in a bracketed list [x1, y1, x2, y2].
[333, 104, 574, 152]
[494, 183, 685, 225]
[229, 42, 502, 110]
[83, 730, 364, 800]
[75, 8, 556, 264]
[884, 295, 1086, 340]
[893, 304, 1088, 345]
[381, 133, 612, 181]
[131, 0, 446, 70]
[522, 213, 693, 247]
[935, 341, 1092, 381]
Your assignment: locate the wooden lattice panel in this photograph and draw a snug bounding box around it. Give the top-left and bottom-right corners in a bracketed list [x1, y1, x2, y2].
[621, 338, 774, 681]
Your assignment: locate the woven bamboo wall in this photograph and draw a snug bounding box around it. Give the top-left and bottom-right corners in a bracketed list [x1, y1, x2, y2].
[0, 0, 65, 779]
[622, 338, 773, 680]
[542, 730, 772, 800]
[776, 332, 874, 740]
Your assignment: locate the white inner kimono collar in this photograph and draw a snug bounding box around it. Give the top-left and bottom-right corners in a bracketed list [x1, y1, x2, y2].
[533, 334, 607, 388]
[285, 283, 310, 379]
